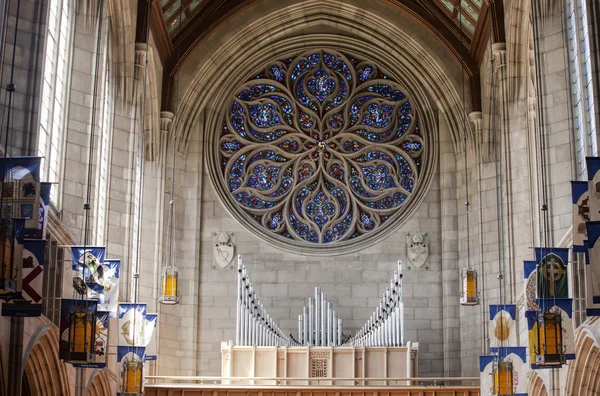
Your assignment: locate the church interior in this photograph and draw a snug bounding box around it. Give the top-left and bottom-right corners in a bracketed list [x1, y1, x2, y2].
[0, 0, 599, 395]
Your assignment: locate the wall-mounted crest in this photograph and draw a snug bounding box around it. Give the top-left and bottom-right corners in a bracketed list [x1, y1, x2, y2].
[213, 232, 235, 270]
[406, 232, 429, 269]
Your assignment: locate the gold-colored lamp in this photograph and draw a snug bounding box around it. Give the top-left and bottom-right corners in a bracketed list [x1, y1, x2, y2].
[460, 268, 479, 306]
[64, 299, 97, 364]
[535, 310, 565, 366]
[121, 360, 143, 395]
[492, 361, 514, 395]
[159, 266, 179, 305]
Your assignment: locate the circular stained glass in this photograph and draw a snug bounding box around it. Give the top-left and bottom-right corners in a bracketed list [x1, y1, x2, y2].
[214, 49, 428, 252]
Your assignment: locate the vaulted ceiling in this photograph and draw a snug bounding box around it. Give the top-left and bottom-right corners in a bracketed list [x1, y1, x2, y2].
[147, 0, 505, 112]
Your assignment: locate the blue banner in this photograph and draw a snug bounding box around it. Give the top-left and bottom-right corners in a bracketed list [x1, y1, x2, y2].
[489, 304, 516, 320]
[24, 182, 51, 240]
[21, 240, 46, 305]
[572, 181, 589, 250]
[117, 346, 146, 363]
[0, 157, 41, 181]
[145, 313, 158, 360]
[71, 246, 106, 296]
[94, 259, 120, 316]
[534, 247, 569, 299]
[118, 303, 147, 347]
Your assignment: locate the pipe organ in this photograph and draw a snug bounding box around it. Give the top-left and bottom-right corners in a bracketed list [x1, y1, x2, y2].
[227, 255, 417, 382]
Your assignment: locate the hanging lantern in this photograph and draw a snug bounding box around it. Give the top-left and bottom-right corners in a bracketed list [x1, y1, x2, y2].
[460, 268, 479, 306]
[535, 309, 565, 366]
[492, 361, 514, 395]
[63, 299, 97, 364]
[159, 266, 179, 304]
[121, 360, 144, 394]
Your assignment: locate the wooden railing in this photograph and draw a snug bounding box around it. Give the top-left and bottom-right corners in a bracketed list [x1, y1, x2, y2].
[145, 376, 480, 396]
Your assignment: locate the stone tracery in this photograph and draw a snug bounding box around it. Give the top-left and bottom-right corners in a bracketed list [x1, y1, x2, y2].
[217, 49, 425, 247]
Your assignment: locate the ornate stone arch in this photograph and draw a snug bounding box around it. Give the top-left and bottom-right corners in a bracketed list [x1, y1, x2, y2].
[22, 324, 70, 396]
[527, 370, 548, 396]
[565, 317, 600, 395]
[174, 0, 468, 254]
[87, 368, 112, 396]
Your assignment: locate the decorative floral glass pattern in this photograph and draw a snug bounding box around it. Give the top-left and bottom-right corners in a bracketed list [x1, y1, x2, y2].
[218, 50, 425, 245]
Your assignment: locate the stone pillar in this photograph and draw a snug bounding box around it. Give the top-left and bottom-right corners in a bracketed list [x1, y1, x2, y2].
[6, 317, 23, 396]
[439, 111, 461, 377]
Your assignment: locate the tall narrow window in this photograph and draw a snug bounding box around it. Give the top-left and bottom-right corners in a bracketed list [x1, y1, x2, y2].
[38, 0, 72, 202]
[567, 0, 597, 179]
[96, 24, 112, 245]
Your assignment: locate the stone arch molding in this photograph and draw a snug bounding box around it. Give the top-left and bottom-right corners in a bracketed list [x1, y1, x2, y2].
[175, 0, 468, 254]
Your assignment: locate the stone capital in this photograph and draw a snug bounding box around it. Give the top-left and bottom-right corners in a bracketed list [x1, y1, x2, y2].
[468, 111, 483, 133]
[492, 42, 507, 65]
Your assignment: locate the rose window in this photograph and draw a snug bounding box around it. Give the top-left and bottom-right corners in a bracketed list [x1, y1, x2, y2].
[216, 49, 427, 248]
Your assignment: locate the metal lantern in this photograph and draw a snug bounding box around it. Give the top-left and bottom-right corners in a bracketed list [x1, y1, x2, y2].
[535, 310, 565, 366]
[159, 266, 179, 304]
[64, 299, 97, 364]
[460, 268, 479, 306]
[121, 360, 143, 395]
[492, 361, 514, 395]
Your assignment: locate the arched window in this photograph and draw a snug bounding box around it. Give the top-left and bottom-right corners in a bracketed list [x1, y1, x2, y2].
[567, 0, 596, 179]
[96, 21, 112, 245]
[38, 0, 72, 202]
[214, 49, 427, 253]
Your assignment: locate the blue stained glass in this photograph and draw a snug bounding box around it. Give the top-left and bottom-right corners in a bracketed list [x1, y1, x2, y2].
[248, 165, 280, 190]
[221, 140, 242, 151]
[248, 103, 281, 128]
[298, 163, 313, 181]
[362, 165, 389, 190]
[220, 50, 425, 245]
[343, 140, 365, 152]
[267, 212, 282, 229]
[359, 66, 373, 83]
[271, 66, 285, 82]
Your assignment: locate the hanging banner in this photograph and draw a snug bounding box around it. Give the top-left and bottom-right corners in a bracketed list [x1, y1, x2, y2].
[489, 304, 517, 351]
[21, 240, 46, 303]
[525, 310, 539, 366]
[0, 156, 41, 181]
[71, 246, 106, 297]
[25, 182, 51, 240]
[572, 181, 589, 251]
[2, 240, 47, 317]
[536, 298, 576, 360]
[497, 347, 528, 396]
[58, 298, 99, 360]
[586, 156, 600, 221]
[72, 310, 109, 368]
[479, 355, 495, 396]
[86, 259, 120, 316]
[524, 260, 539, 311]
[145, 313, 158, 360]
[586, 220, 600, 314]
[0, 218, 26, 299]
[534, 247, 569, 299]
[117, 346, 145, 395]
[118, 303, 147, 347]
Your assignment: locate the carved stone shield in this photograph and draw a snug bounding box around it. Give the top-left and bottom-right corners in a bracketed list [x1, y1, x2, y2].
[406, 232, 428, 268]
[213, 233, 234, 269]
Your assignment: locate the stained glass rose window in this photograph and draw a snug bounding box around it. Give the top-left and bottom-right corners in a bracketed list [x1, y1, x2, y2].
[214, 49, 428, 252]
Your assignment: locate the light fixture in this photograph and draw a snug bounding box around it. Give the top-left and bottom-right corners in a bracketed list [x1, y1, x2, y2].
[534, 309, 565, 366]
[492, 360, 514, 395]
[122, 359, 144, 394]
[460, 267, 479, 305]
[457, 0, 479, 307]
[63, 299, 98, 364]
